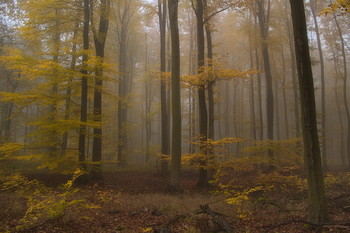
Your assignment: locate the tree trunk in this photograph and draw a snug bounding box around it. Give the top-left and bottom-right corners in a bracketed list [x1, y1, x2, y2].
[286, 15, 301, 139]
[256, 0, 274, 162]
[158, 0, 169, 174]
[92, 0, 110, 178]
[310, 0, 327, 168]
[289, 0, 329, 224]
[331, 47, 345, 166]
[281, 49, 289, 139]
[63, 20, 79, 154]
[116, 0, 132, 167]
[79, 0, 90, 170]
[249, 16, 257, 141]
[254, 14, 264, 140]
[195, 0, 208, 188]
[333, 14, 350, 169]
[168, 0, 182, 191]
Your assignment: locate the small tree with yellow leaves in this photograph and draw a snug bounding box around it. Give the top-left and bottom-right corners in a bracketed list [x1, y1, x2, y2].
[183, 136, 244, 187]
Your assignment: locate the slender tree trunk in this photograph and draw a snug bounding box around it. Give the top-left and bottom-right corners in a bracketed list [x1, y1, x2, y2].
[204, 0, 214, 144]
[92, 0, 111, 178]
[116, 1, 132, 167]
[310, 0, 327, 168]
[145, 33, 151, 164]
[256, 0, 274, 162]
[158, 0, 169, 174]
[281, 49, 289, 139]
[332, 47, 345, 166]
[63, 20, 79, 153]
[289, 0, 329, 224]
[249, 17, 257, 141]
[286, 15, 301, 139]
[79, 0, 90, 170]
[274, 78, 281, 140]
[168, 0, 181, 191]
[333, 14, 350, 169]
[195, 0, 208, 188]
[49, 9, 61, 158]
[254, 15, 264, 140]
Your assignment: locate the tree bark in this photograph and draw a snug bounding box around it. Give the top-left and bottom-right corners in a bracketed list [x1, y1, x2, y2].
[168, 0, 182, 191]
[310, 0, 327, 168]
[333, 14, 350, 169]
[158, 0, 169, 174]
[256, 0, 274, 162]
[289, 0, 329, 224]
[91, 0, 111, 178]
[63, 20, 79, 154]
[79, 0, 90, 170]
[195, 0, 208, 188]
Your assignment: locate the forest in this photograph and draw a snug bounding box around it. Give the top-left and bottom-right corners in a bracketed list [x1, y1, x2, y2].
[0, 0, 350, 232]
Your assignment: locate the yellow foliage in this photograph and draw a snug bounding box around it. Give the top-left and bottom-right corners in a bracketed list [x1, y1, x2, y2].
[226, 186, 265, 205]
[149, 61, 258, 89]
[141, 227, 153, 232]
[183, 136, 243, 169]
[320, 0, 350, 15]
[0, 143, 25, 160]
[1, 169, 86, 231]
[182, 66, 257, 89]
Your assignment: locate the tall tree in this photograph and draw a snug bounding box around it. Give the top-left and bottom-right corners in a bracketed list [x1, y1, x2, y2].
[255, 0, 274, 161]
[115, 0, 135, 167]
[91, 0, 111, 177]
[168, 0, 181, 191]
[333, 13, 350, 169]
[289, 0, 329, 224]
[79, 0, 90, 170]
[194, 0, 209, 188]
[158, 0, 169, 174]
[309, 0, 327, 168]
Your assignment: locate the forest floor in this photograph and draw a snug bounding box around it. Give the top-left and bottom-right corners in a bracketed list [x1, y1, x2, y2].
[1, 168, 350, 233]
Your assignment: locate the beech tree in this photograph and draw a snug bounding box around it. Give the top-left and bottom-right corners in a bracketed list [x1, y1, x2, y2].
[78, 0, 90, 170]
[289, 0, 329, 224]
[158, 0, 169, 174]
[168, 0, 181, 191]
[91, 0, 111, 177]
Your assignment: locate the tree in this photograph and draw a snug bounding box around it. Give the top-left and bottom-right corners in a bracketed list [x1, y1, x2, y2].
[115, 0, 136, 167]
[194, 0, 209, 188]
[289, 0, 329, 224]
[158, 0, 170, 174]
[309, 0, 327, 168]
[255, 0, 274, 162]
[332, 13, 350, 169]
[168, 0, 181, 191]
[91, 0, 111, 178]
[78, 0, 90, 170]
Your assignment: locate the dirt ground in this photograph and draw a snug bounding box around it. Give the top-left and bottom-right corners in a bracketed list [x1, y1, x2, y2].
[1, 169, 350, 233]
